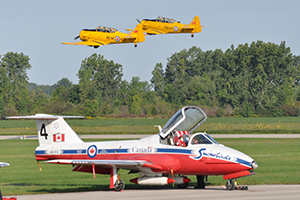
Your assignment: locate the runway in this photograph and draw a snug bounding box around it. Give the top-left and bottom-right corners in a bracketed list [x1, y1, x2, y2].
[10, 185, 300, 200]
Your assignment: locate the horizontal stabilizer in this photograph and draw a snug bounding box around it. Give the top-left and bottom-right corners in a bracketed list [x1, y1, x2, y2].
[7, 114, 84, 120]
[182, 25, 194, 30]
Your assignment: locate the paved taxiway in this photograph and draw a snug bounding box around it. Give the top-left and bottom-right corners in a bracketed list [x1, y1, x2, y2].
[11, 185, 300, 200]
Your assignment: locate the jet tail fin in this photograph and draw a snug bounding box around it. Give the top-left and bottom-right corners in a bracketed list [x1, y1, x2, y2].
[190, 16, 202, 33]
[7, 114, 84, 146]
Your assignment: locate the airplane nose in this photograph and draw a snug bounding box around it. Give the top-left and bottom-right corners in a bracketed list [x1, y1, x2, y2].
[80, 30, 89, 41]
[251, 160, 258, 169]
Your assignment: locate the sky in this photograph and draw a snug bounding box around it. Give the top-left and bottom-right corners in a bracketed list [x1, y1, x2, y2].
[1, 0, 300, 85]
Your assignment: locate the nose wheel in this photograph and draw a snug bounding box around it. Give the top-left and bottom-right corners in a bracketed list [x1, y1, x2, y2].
[226, 179, 235, 190]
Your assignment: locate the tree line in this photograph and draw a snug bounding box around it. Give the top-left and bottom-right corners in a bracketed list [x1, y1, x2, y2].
[1, 40, 300, 119]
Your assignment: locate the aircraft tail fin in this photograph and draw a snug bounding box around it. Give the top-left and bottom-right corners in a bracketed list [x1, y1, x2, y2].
[190, 15, 202, 33]
[7, 114, 84, 146]
[132, 24, 145, 43]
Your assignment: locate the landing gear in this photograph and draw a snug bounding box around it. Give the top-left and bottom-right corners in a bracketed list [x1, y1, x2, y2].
[191, 34, 194, 38]
[177, 182, 189, 189]
[134, 44, 137, 47]
[110, 166, 124, 191]
[226, 179, 235, 190]
[114, 179, 125, 191]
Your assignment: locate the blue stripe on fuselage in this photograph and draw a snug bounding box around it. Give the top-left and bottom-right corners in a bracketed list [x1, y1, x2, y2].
[36, 148, 250, 167]
[236, 158, 251, 167]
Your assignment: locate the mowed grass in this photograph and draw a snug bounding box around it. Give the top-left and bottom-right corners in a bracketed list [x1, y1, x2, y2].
[0, 138, 299, 195]
[1, 116, 300, 135]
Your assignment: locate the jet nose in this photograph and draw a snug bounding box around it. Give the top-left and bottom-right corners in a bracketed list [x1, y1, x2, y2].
[251, 160, 258, 169]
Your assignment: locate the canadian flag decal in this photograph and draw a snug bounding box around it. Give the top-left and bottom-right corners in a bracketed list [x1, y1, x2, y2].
[53, 133, 65, 142]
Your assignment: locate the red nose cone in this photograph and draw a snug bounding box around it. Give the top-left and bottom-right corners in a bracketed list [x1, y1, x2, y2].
[167, 178, 175, 184]
[183, 177, 191, 183]
[130, 178, 138, 184]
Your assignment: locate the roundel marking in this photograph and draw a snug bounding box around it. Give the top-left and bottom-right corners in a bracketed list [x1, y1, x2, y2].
[87, 145, 97, 158]
[115, 36, 120, 42]
[173, 26, 178, 32]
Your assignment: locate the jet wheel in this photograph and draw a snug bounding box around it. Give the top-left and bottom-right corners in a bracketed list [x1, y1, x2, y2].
[226, 179, 235, 190]
[177, 182, 189, 189]
[114, 179, 125, 191]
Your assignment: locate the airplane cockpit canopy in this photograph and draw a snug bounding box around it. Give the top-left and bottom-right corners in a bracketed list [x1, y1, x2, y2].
[190, 133, 219, 145]
[159, 106, 207, 139]
[96, 26, 117, 33]
[143, 17, 179, 23]
[156, 17, 177, 23]
[83, 27, 118, 33]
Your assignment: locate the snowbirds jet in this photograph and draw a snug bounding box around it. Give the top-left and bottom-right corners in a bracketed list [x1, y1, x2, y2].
[62, 24, 145, 48]
[131, 16, 202, 37]
[7, 106, 258, 191]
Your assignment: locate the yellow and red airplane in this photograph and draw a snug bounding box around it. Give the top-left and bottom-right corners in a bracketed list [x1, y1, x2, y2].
[133, 16, 202, 37]
[62, 24, 145, 48]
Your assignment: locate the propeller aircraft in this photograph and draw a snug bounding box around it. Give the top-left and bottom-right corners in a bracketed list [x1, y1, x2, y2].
[62, 24, 145, 48]
[7, 106, 258, 191]
[133, 16, 202, 37]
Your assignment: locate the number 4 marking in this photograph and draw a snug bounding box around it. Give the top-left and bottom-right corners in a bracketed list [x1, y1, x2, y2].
[40, 124, 48, 140]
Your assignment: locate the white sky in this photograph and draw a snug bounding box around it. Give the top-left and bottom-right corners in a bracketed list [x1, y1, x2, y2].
[1, 0, 299, 85]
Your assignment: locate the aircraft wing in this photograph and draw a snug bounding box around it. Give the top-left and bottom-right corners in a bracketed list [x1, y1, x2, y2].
[143, 29, 166, 35]
[62, 40, 107, 46]
[46, 159, 163, 170]
[0, 162, 10, 168]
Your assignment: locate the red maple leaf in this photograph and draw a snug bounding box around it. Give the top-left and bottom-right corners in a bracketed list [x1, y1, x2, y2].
[90, 148, 95, 154]
[57, 135, 61, 140]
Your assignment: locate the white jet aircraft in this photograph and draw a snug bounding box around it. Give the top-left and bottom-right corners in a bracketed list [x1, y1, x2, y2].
[7, 106, 258, 191]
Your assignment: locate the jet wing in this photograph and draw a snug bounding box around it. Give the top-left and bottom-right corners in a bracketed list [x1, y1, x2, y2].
[0, 162, 10, 168]
[45, 159, 163, 170]
[62, 40, 107, 46]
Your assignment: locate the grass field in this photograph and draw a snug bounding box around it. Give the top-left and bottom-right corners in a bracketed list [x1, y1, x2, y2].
[1, 116, 300, 135]
[0, 138, 299, 195]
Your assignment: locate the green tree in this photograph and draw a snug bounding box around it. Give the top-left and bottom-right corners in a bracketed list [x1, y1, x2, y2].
[151, 63, 164, 96]
[0, 52, 31, 114]
[77, 54, 123, 103]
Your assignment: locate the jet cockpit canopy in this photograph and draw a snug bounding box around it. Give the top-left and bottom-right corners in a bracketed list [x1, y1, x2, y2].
[159, 106, 207, 139]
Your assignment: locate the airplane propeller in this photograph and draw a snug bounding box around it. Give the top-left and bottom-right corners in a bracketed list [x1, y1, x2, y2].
[74, 35, 80, 40]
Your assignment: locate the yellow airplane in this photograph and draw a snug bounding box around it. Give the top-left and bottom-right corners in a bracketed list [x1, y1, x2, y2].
[62, 24, 145, 48]
[133, 16, 202, 37]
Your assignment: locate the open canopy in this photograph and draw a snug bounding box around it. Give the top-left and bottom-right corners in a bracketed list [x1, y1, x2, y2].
[159, 106, 207, 139]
